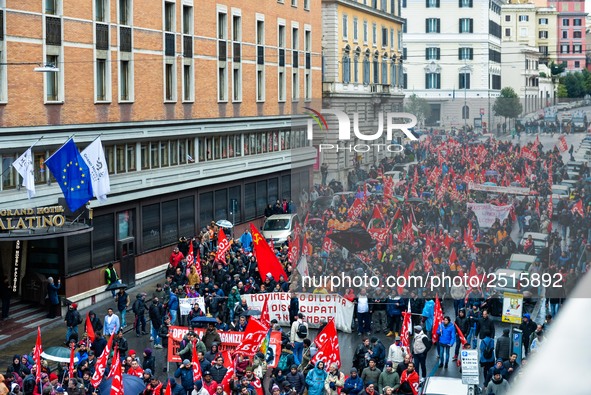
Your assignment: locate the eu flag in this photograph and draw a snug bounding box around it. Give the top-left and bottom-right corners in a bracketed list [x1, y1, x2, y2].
[46, 138, 94, 212]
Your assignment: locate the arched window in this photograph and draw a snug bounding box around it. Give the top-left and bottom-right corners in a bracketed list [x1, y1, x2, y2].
[354, 47, 361, 83]
[342, 51, 351, 83]
[373, 52, 379, 84]
[390, 55, 397, 87]
[363, 54, 370, 85]
[381, 54, 388, 85]
[462, 105, 470, 120]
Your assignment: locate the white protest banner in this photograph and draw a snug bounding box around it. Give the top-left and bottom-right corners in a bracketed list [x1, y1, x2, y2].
[179, 297, 206, 316]
[244, 293, 355, 333]
[468, 182, 530, 196]
[467, 203, 513, 228]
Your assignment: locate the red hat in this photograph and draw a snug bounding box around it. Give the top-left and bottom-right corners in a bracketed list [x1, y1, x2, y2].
[129, 349, 136, 355]
[49, 373, 59, 381]
[71, 303, 78, 309]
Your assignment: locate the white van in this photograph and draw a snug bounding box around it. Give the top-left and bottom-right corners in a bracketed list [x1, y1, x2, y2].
[262, 214, 300, 245]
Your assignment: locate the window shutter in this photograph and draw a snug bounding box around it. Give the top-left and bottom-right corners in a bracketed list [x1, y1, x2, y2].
[437, 19, 440, 33]
[459, 20, 463, 33]
[469, 48, 473, 60]
[459, 73, 463, 89]
[437, 73, 441, 89]
[425, 18, 429, 33]
[426, 47, 429, 59]
[470, 19, 473, 33]
[425, 73, 429, 89]
[436, 48, 440, 60]
[469, 0, 473, 7]
[436, 0, 440, 7]
[458, 47, 462, 59]
[467, 73, 470, 89]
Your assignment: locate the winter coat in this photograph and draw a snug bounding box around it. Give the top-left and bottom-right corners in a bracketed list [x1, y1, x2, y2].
[286, 371, 306, 395]
[377, 370, 400, 394]
[174, 366, 195, 391]
[477, 316, 495, 340]
[436, 323, 455, 347]
[149, 303, 164, 329]
[495, 334, 511, 361]
[305, 362, 328, 395]
[203, 329, 222, 350]
[210, 364, 228, 384]
[227, 288, 242, 310]
[360, 367, 381, 386]
[133, 295, 147, 316]
[479, 337, 496, 364]
[485, 376, 510, 395]
[386, 296, 405, 317]
[324, 370, 345, 395]
[47, 282, 60, 305]
[343, 375, 364, 395]
[421, 300, 434, 332]
[454, 313, 470, 336]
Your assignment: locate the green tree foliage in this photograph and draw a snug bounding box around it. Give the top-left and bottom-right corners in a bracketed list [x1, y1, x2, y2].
[561, 72, 586, 98]
[556, 84, 568, 98]
[404, 94, 431, 125]
[493, 87, 523, 121]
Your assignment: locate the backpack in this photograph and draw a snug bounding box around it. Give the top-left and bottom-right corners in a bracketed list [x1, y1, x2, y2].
[132, 300, 141, 315]
[75, 311, 83, 325]
[277, 353, 289, 372]
[422, 336, 432, 353]
[296, 323, 308, 338]
[483, 341, 494, 359]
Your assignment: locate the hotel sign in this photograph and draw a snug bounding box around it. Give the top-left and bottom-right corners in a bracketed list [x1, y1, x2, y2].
[0, 205, 66, 230]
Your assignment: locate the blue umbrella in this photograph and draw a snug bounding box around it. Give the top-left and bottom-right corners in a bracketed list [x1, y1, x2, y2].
[485, 170, 499, 176]
[483, 182, 497, 186]
[98, 374, 145, 395]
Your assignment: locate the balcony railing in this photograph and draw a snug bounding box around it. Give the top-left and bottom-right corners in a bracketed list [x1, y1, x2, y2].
[183, 35, 193, 58]
[46, 16, 62, 46]
[165, 33, 175, 57]
[120, 26, 132, 52]
[96, 23, 109, 50]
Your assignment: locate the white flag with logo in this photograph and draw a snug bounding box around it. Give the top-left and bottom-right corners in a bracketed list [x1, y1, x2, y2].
[297, 255, 309, 278]
[81, 137, 110, 202]
[12, 148, 35, 198]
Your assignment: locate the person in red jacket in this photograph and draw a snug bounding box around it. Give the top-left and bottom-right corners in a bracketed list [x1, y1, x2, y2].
[127, 359, 144, 378]
[399, 363, 419, 395]
[203, 371, 218, 395]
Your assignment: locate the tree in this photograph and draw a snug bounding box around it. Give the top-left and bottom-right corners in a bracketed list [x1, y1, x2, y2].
[556, 84, 568, 98]
[404, 94, 431, 127]
[561, 72, 586, 98]
[493, 87, 523, 128]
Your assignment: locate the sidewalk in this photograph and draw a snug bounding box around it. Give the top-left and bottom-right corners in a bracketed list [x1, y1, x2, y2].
[0, 274, 163, 370]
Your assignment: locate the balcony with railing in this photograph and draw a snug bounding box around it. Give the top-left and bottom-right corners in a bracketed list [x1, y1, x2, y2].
[165, 33, 175, 57]
[96, 23, 109, 50]
[46, 16, 61, 46]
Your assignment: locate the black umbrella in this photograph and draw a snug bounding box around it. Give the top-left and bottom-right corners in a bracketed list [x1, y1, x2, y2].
[475, 242, 492, 249]
[244, 310, 262, 317]
[327, 225, 376, 253]
[106, 282, 128, 291]
[406, 197, 424, 203]
[41, 347, 78, 363]
[190, 316, 218, 324]
[98, 374, 145, 395]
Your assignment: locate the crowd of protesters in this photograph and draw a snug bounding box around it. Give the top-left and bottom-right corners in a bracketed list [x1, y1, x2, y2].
[3, 129, 589, 395]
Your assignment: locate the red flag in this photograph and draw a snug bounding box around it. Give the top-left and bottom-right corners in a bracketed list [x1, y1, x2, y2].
[397, 260, 416, 295]
[108, 348, 123, 395]
[432, 295, 444, 343]
[448, 248, 458, 265]
[34, 327, 42, 382]
[192, 339, 203, 382]
[557, 135, 568, 152]
[85, 312, 96, 343]
[90, 332, 114, 387]
[250, 224, 288, 282]
[221, 363, 235, 394]
[571, 200, 585, 217]
[347, 198, 364, 220]
[400, 300, 412, 353]
[443, 234, 454, 249]
[469, 262, 478, 281]
[535, 199, 540, 216]
[393, 207, 402, 221]
[68, 344, 76, 379]
[188, 239, 194, 260]
[311, 320, 341, 370]
[215, 228, 232, 263]
[384, 176, 394, 199]
[233, 318, 268, 356]
[454, 322, 467, 346]
[251, 377, 264, 395]
[165, 379, 172, 395]
[260, 296, 271, 327]
[322, 230, 333, 253]
[363, 182, 368, 202]
[194, 250, 202, 278]
[371, 206, 384, 223]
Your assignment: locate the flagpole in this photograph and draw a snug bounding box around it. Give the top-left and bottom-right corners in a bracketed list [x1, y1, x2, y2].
[45, 134, 76, 162]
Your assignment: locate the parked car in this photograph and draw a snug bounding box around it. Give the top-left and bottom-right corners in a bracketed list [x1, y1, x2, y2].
[493, 254, 540, 294]
[262, 214, 300, 245]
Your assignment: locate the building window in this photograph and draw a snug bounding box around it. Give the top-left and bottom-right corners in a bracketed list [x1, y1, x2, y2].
[183, 64, 193, 101]
[575, 61, 580, 68]
[256, 19, 265, 102]
[381, 55, 388, 84]
[165, 63, 174, 101]
[538, 18, 548, 25]
[562, 30, 568, 39]
[539, 46, 548, 56]
[279, 71, 286, 101]
[232, 14, 242, 102]
[573, 19, 582, 26]
[372, 23, 377, 45]
[292, 26, 299, 101]
[505, 15, 510, 22]
[304, 0, 309, 10]
[539, 30, 548, 39]
[353, 17, 358, 41]
[304, 28, 311, 100]
[45, 0, 58, 15]
[342, 51, 350, 83]
[353, 51, 359, 83]
[573, 44, 582, 54]
[164, 1, 174, 31]
[425, 72, 440, 89]
[120, 60, 132, 101]
[459, 0, 472, 7]
[459, 72, 470, 89]
[363, 20, 368, 43]
[218, 11, 228, 102]
[373, 54, 379, 84]
[363, 55, 370, 84]
[119, 0, 130, 25]
[390, 28, 395, 50]
[560, 44, 570, 54]
[45, 54, 61, 102]
[562, 19, 569, 26]
[505, 28, 511, 37]
[382, 27, 388, 47]
[426, 18, 440, 33]
[518, 15, 529, 22]
[278, 23, 286, 102]
[573, 31, 582, 39]
[462, 105, 469, 120]
[491, 74, 501, 90]
[342, 15, 348, 39]
[426, 0, 440, 8]
[426, 47, 440, 60]
[459, 18, 473, 33]
[95, 0, 108, 22]
[458, 47, 473, 60]
[291, 0, 297, 6]
[96, 58, 108, 101]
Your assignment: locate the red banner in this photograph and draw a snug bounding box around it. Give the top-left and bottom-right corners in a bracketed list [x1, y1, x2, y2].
[557, 135, 568, 152]
[250, 223, 288, 282]
[108, 348, 123, 395]
[167, 326, 281, 365]
[34, 327, 42, 382]
[311, 320, 341, 369]
[368, 228, 389, 244]
[90, 332, 113, 387]
[233, 318, 268, 356]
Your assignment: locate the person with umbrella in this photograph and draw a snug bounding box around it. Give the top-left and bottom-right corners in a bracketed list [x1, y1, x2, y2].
[105, 263, 119, 298]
